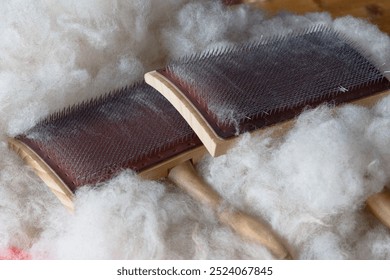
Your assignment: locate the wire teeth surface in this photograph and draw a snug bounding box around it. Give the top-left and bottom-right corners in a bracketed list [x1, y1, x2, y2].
[162, 24, 390, 138]
[20, 81, 201, 189]
[37, 83, 144, 128]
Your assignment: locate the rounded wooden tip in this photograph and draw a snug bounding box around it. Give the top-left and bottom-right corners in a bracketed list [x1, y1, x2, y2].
[366, 188, 390, 229]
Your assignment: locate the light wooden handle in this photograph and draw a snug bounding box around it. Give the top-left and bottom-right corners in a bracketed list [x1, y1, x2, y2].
[168, 160, 292, 259]
[366, 188, 390, 229]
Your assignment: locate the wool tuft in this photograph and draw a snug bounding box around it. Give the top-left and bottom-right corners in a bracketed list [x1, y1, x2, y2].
[0, 0, 389, 259]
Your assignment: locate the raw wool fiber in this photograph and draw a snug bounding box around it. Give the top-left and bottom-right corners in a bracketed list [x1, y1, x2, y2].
[0, 0, 389, 259]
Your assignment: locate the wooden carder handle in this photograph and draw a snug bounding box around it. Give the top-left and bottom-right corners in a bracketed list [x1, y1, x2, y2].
[168, 160, 292, 259]
[366, 188, 390, 229]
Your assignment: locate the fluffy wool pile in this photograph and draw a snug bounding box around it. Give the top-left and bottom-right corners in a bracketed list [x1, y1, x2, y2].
[0, 0, 389, 259]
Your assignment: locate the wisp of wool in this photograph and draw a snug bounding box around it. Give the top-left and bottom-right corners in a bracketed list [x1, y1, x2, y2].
[0, 0, 389, 259]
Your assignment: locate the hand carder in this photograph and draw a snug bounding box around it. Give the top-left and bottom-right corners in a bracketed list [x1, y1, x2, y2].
[8, 82, 291, 259]
[145, 25, 390, 229]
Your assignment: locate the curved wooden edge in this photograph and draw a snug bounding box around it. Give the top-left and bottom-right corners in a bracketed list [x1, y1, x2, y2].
[143, 68, 292, 155]
[7, 136, 207, 212]
[145, 71, 233, 157]
[7, 137, 75, 212]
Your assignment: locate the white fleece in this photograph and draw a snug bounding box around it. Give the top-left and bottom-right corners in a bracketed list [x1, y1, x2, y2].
[0, 0, 389, 259]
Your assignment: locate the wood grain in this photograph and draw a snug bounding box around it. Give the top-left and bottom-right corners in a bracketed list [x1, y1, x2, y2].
[244, 0, 390, 34]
